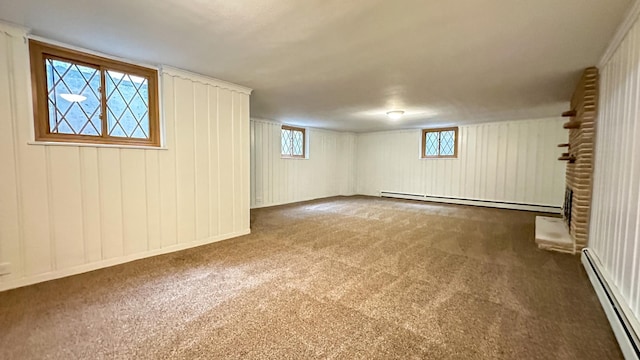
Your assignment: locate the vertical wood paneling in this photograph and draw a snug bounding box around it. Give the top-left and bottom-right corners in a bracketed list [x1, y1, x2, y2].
[480, 125, 490, 198]
[0, 26, 251, 291]
[175, 78, 196, 243]
[590, 13, 640, 323]
[272, 124, 279, 204]
[159, 75, 178, 248]
[120, 149, 148, 255]
[145, 150, 161, 251]
[614, 31, 633, 288]
[98, 149, 124, 259]
[355, 118, 566, 206]
[496, 124, 508, 200]
[250, 119, 357, 208]
[19, 121, 52, 275]
[486, 124, 499, 199]
[208, 86, 220, 237]
[473, 126, 483, 197]
[250, 118, 256, 209]
[241, 95, 251, 230]
[279, 125, 287, 203]
[625, 25, 640, 311]
[48, 147, 85, 269]
[0, 30, 22, 280]
[533, 123, 544, 203]
[504, 125, 518, 201]
[523, 122, 538, 204]
[194, 82, 210, 240]
[218, 89, 234, 234]
[540, 121, 554, 205]
[80, 147, 102, 263]
[232, 92, 243, 231]
[514, 124, 528, 203]
[464, 127, 476, 198]
[6, 29, 53, 276]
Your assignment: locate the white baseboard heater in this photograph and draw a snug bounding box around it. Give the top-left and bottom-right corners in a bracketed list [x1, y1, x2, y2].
[379, 191, 561, 213]
[582, 249, 640, 360]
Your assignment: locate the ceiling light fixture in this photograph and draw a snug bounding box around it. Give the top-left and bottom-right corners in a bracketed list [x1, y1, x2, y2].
[386, 110, 405, 120]
[60, 93, 87, 102]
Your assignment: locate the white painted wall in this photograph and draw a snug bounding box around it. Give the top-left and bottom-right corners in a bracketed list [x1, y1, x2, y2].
[589, 8, 640, 325]
[356, 118, 567, 207]
[250, 119, 356, 208]
[0, 24, 251, 291]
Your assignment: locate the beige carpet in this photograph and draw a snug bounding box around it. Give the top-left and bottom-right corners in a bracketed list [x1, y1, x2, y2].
[0, 196, 622, 359]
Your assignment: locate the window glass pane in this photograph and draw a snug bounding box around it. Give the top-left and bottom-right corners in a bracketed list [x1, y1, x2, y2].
[292, 130, 304, 156]
[425, 132, 439, 156]
[281, 129, 292, 155]
[45, 58, 101, 135]
[440, 130, 455, 156]
[106, 70, 150, 139]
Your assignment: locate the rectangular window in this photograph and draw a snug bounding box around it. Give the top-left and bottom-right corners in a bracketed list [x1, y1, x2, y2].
[281, 125, 306, 158]
[29, 40, 160, 146]
[422, 127, 458, 158]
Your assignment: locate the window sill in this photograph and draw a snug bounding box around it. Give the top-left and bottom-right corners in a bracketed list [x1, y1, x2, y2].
[281, 156, 308, 160]
[28, 141, 168, 150]
[420, 156, 458, 160]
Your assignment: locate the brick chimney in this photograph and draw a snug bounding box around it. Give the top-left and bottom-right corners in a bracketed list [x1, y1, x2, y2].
[564, 67, 598, 251]
[536, 67, 598, 254]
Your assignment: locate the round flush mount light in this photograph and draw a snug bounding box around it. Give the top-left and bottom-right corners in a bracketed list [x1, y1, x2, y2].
[386, 110, 405, 120]
[60, 93, 87, 102]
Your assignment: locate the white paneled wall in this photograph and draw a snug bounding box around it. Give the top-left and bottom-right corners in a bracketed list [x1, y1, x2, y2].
[590, 11, 640, 324]
[250, 119, 356, 208]
[356, 118, 567, 207]
[0, 25, 251, 291]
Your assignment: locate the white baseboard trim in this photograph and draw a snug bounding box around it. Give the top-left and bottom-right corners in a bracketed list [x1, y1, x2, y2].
[250, 194, 356, 209]
[379, 191, 561, 213]
[582, 249, 640, 360]
[0, 229, 251, 292]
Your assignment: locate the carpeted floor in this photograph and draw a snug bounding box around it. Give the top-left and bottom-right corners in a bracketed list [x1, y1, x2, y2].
[0, 196, 622, 359]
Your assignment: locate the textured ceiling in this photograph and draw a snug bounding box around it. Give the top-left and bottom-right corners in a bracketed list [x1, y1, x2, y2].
[0, 0, 632, 132]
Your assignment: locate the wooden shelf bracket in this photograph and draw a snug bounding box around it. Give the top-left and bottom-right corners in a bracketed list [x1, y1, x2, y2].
[563, 120, 581, 129]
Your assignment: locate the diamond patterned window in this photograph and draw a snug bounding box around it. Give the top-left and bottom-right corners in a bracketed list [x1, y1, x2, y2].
[281, 125, 306, 158]
[422, 127, 458, 158]
[106, 71, 150, 139]
[425, 132, 439, 156]
[46, 59, 101, 136]
[30, 40, 160, 146]
[281, 129, 292, 155]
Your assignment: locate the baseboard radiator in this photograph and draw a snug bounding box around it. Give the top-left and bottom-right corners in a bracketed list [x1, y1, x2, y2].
[379, 191, 561, 213]
[582, 249, 640, 359]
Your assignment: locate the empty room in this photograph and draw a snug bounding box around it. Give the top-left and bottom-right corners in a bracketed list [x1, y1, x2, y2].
[1, 0, 640, 359]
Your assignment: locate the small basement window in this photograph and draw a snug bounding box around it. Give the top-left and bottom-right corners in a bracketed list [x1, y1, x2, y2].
[281, 125, 306, 158]
[29, 40, 160, 146]
[422, 127, 458, 158]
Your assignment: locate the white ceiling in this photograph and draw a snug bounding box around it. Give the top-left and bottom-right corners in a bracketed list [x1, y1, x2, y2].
[0, 0, 632, 132]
